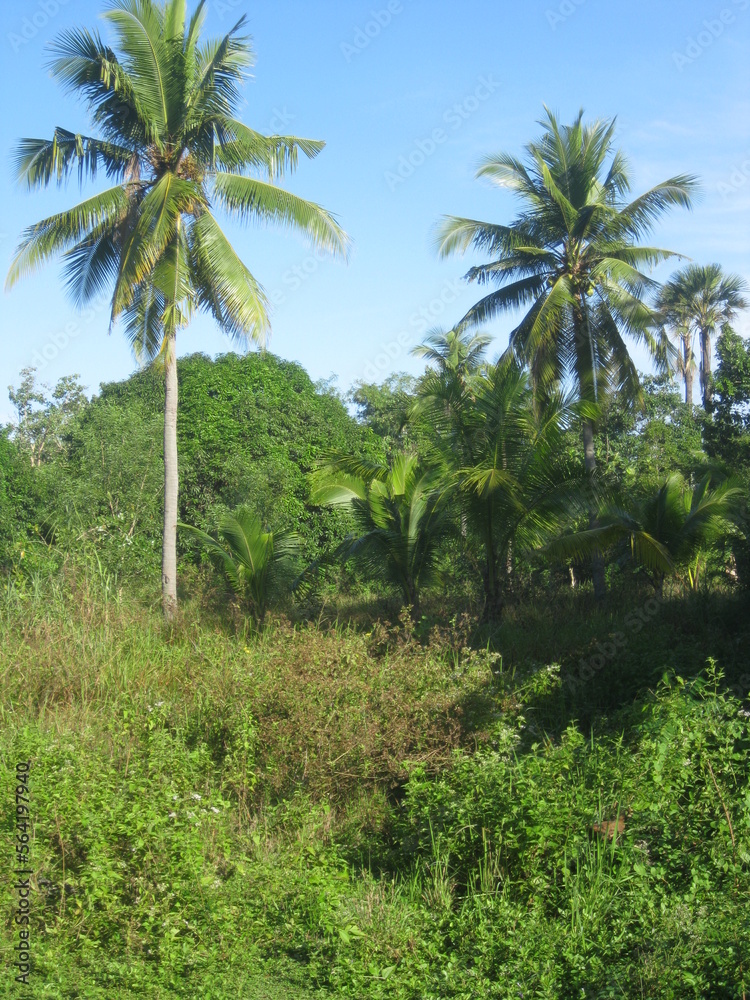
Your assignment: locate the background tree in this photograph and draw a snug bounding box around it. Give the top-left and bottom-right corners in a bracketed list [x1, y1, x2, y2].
[417, 359, 585, 619]
[411, 326, 492, 379]
[8, 369, 87, 468]
[656, 264, 748, 410]
[5, 0, 349, 618]
[434, 108, 696, 597]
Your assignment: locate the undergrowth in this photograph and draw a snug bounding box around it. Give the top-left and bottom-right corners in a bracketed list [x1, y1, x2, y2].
[1, 569, 749, 998]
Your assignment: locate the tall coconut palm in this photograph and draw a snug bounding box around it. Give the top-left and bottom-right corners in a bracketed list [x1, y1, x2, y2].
[5, 0, 349, 618]
[434, 108, 696, 597]
[656, 264, 748, 410]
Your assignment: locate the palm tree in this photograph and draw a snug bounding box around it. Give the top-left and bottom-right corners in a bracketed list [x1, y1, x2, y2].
[416, 359, 586, 619]
[548, 474, 742, 594]
[410, 325, 491, 472]
[312, 453, 451, 618]
[434, 108, 696, 597]
[180, 507, 298, 625]
[411, 326, 492, 378]
[655, 264, 748, 410]
[5, 0, 349, 618]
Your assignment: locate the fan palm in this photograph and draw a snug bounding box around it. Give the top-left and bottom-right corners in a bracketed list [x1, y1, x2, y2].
[5, 0, 349, 618]
[180, 507, 298, 624]
[312, 453, 450, 618]
[434, 108, 696, 597]
[548, 474, 743, 594]
[655, 264, 748, 410]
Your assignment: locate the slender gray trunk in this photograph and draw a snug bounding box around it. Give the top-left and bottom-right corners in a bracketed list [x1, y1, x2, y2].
[583, 417, 606, 599]
[699, 326, 712, 410]
[684, 340, 693, 406]
[682, 333, 693, 407]
[162, 333, 179, 619]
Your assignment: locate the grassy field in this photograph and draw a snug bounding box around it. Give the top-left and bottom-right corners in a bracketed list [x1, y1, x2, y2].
[1, 566, 749, 998]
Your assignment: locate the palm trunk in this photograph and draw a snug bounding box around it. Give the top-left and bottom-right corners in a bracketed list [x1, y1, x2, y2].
[699, 326, 712, 410]
[162, 332, 179, 619]
[583, 417, 606, 599]
[574, 295, 606, 600]
[682, 333, 693, 407]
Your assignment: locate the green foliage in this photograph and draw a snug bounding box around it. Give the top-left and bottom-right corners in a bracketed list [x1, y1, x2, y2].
[1, 580, 749, 998]
[95, 351, 378, 549]
[313, 452, 452, 615]
[550, 473, 743, 590]
[347, 373, 420, 456]
[7, 367, 87, 467]
[0, 431, 41, 561]
[596, 374, 706, 487]
[180, 506, 298, 623]
[707, 325, 750, 469]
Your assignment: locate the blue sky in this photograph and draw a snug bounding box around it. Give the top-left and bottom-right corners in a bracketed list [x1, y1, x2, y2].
[1, 0, 749, 422]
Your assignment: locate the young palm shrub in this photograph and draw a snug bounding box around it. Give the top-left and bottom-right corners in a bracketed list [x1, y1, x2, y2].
[416, 359, 587, 619]
[180, 507, 298, 624]
[5, 0, 349, 619]
[435, 108, 697, 597]
[548, 474, 743, 594]
[311, 454, 451, 618]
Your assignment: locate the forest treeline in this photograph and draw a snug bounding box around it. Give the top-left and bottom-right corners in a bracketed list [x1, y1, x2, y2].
[2, 319, 750, 624]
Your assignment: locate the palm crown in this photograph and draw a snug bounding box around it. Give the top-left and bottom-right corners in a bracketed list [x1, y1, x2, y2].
[435, 108, 696, 406]
[656, 264, 748, 409]
[435, 109, 696, 598]
[6, 0, 349, 357]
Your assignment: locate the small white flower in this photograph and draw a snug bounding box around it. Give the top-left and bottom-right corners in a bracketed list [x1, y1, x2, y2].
[168, 812, 177, 819]
[739, 709, 750, 718]
[187, 811, 196, 819]
[191, 793, 202, 800]
[211, 806, 220, 814]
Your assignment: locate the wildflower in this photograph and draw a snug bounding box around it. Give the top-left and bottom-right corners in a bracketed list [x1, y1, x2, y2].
[191, 793, 202, 800]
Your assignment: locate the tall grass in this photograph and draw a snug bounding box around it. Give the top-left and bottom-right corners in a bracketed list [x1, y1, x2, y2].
[1, 569, 749, 998]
